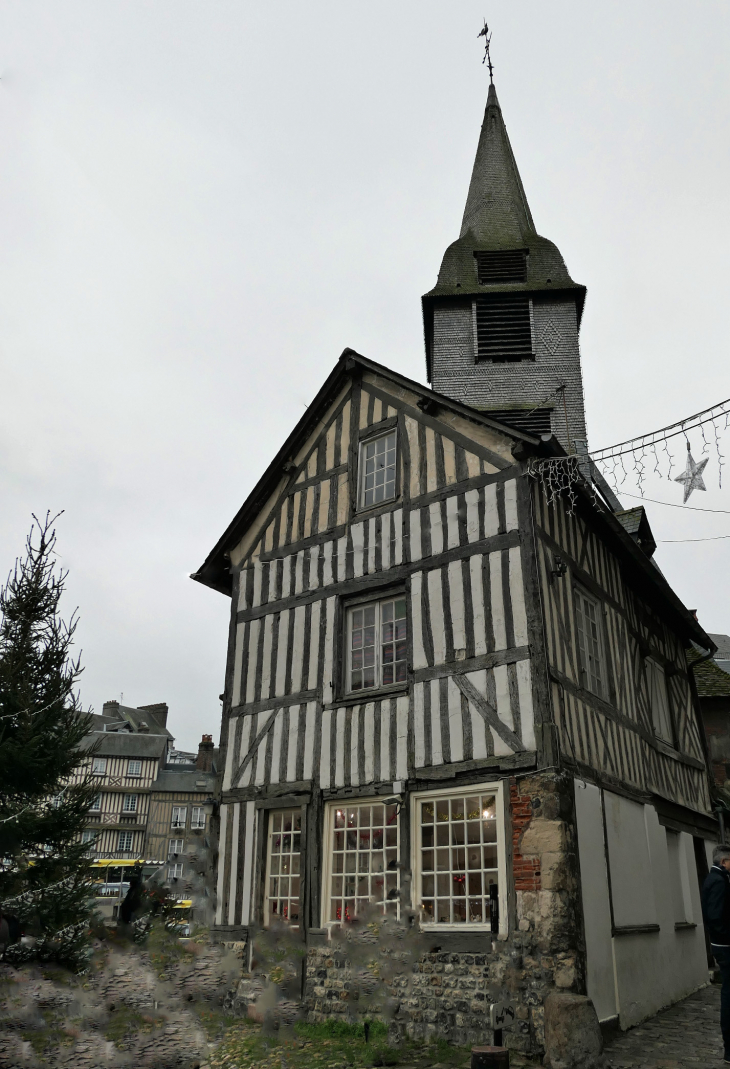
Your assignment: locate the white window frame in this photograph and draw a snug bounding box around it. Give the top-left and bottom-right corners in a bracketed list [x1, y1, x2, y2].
[190, 806, 206, 830]
[168, 863, 184, 880]
[89, 793, 101, 812]
[264, 808, 302, 928]
[169, 838, 184, 856]
[345, 594, 408, 694]
[358, 429, 398, 510]
[647, 657, 674, 744]
[171, 806, 187, 829]
[321, 798, 400, 929]
[127, 760, 142, 777]
[81, 830, 97, 844]
[410, 780, 508, 936]
[117, 831, 134, 851]
[574, 585, 607, 699]
[92, 758, 107, 775]
[122, 794, 138, 813]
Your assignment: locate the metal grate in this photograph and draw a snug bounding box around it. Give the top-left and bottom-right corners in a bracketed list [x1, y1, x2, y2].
[474, 250, 527, 284]
[482, 407, 552, 436]
[475, 295, 533, 362]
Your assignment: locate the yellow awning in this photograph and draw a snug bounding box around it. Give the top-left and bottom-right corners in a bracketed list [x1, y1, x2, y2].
[171, 900, 193, 909]
[91, 859, 164, 868]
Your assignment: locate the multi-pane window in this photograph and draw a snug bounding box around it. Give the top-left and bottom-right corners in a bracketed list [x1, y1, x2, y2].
[171, 806, 187, 829]
[168, 863, 184, 879]
[81, 830, 96, 844]
[127, 760, 142, 777]
[574, 587, 606, 697]
[191, 806, 206, 830]
[359, 431, 397, 509]
[123, 794, 138, 812]
[92, 758, 107, 775]
[89, 794, 101, 812]
[325, 802, 399, 925]
[117, 831, 134, 851]
[169, 838, 184, 856]
[647, 658, 673, 743]
[264, 810, 302, 926]
[415, 789, 500, 927]
[347, 596, 407, 692]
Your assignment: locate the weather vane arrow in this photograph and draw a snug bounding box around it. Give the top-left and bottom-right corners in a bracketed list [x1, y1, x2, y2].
[478, 19, 494, 82]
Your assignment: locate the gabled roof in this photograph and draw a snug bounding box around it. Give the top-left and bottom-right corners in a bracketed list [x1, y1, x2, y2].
[78, 731, 169, 759]
[191, 348, 538, 596]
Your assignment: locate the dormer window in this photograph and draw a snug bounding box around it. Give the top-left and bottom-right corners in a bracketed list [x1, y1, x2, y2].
[474, 249, 527, 284]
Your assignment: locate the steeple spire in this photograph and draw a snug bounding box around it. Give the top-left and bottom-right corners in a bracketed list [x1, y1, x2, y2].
[460, 83, 536, 245]
[421, 80, 588, 452]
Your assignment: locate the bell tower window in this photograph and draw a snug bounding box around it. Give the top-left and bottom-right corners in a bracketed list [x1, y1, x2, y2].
[474, 295, 534, 362]
[474, 249, 527, 284]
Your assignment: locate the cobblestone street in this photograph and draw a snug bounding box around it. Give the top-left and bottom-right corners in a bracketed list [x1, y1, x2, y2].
[603, 983, 727, 1068]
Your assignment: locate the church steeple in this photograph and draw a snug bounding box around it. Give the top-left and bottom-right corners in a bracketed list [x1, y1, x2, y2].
[422, 83, 588, 451]
[460, 83, 535, 244]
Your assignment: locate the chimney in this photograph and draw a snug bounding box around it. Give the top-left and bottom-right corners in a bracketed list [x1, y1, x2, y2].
[196, 735, 215, 772]
[138, 702, 169, 728]
[102, 700, 120, 716]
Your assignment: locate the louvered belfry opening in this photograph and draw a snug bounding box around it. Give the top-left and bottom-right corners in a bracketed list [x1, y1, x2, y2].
[474, 249, 527, 284]
[475, 294, 533, 362]
[482, 407, 552, 436]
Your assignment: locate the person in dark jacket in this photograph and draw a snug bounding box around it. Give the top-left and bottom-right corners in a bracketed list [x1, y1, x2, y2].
[702, 845, 730, 1062]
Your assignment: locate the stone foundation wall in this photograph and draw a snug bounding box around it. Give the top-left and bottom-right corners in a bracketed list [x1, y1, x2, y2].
[301, 771, 586, 1058]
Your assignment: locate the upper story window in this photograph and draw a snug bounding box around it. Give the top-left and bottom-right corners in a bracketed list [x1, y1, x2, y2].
[171, 806, 187, 829]
[574, 586, 607, 699]
[168, 863, 184, 880]
[646, 658, 673, 744]
[127, 760, 142, 777]
[92, 758, 107, 775]
[474, 249, 527, 284]
[413, 784, 504, 930]
[89, 793, 101, 812]
[323, 801, 399, 926]
[191, 806, 206, 830]
[117, 831, 133, 852]
[358, 430, 397, 509]
[169, 838, 184, 856]
[122, 794, 138, 813]
[474, 295, 533, 362]
[347, 595, 407, 693]
[264, 809, 302, 927]
[81, 830, 97, 845]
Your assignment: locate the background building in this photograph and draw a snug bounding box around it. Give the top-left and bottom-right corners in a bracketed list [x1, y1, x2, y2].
[72, 701, 218, 920]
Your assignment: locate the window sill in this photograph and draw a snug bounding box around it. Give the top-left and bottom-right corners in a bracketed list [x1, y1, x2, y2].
[419, 923, 495, 933]
[675, 921, 697, 931]
[352, 497, 402, 521]
[612, 924, 660, 936]
[328, 683, 409, 709]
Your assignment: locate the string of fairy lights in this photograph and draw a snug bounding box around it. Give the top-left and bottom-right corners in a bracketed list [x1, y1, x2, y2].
[528, 395, 730, 520]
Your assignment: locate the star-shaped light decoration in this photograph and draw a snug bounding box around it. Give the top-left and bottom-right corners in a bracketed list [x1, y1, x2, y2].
[674, 445, 709, 502]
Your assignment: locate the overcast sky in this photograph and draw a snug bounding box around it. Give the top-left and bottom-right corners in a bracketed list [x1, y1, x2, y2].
[0, 2, 728, 751]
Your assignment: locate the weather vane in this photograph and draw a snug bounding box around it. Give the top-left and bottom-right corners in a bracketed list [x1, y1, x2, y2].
[478, 19, 494, 82]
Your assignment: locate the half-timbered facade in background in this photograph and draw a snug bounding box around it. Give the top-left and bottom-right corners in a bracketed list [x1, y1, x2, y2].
[194, 81, 719, 1057]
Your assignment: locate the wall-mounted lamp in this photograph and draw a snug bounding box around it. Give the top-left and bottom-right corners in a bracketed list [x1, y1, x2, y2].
[550, 556, 568, 581]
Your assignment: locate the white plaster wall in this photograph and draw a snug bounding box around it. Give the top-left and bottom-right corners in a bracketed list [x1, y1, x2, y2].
[574, 781, 616, 1021]
[575, 785, 710, 1030]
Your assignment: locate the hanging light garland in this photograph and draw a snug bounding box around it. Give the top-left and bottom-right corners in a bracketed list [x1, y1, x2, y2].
[528, 395, 730, 511]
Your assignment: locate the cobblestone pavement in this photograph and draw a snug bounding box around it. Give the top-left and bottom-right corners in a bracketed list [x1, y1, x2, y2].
[603, 983, 727, 1068]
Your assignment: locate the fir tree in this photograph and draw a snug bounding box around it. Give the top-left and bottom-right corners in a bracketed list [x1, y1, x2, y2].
[0, 513, 98, 969]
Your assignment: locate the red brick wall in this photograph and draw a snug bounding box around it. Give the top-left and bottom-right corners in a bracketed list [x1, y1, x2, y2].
[510, 780, 541, 891]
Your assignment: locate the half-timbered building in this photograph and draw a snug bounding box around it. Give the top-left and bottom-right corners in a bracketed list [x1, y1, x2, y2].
[194, 81, 719, 1057]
